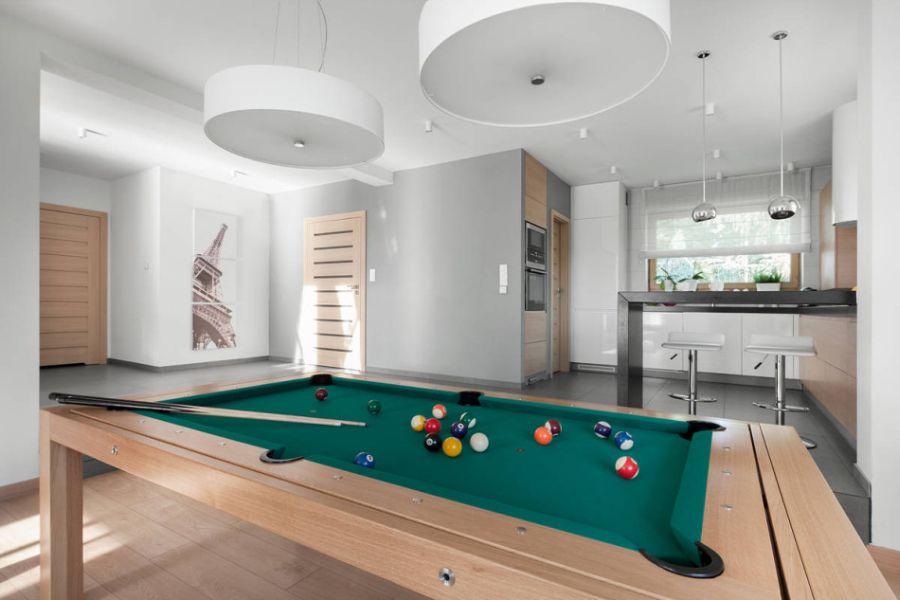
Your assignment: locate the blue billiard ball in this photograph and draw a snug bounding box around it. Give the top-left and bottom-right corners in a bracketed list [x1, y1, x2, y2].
[594, 421, 612, 439]
[353, 451, 375, 468]
[614, 431, 634, 451]
[450, 420, 468, 439]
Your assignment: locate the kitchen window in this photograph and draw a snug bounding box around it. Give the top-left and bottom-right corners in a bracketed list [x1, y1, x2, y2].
[648, 253, 800, 290]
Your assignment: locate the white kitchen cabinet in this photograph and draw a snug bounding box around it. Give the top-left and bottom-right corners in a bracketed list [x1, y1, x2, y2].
[682, 313, 743, 375]
[570, 182, 626, 366]
[642, 312, 684, 371]
[741, 314, 798, 378]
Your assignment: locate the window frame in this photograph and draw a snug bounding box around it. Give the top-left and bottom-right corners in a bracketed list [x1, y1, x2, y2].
[647, 253, 801, 291]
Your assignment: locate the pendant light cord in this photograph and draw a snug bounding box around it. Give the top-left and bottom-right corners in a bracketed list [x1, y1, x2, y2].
[272, 0, 282, 64]
[701, 53, 708, 204]
[778, 35, 785, 198]
[271, 0, 327, 71]
[317, 0, 327, 72]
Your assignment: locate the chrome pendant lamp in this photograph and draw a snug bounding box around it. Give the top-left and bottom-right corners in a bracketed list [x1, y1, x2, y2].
[768, 31, 799, 220]
[203, 1, 384, 168]
[691, 51, 717, 223]
[418, 0, 671, 127]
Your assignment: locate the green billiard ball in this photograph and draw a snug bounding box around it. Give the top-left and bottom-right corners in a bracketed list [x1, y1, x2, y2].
[367, 399, 382, 415]
[460, 411, 477, 429]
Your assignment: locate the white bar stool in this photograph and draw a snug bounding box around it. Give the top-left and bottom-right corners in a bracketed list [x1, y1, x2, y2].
[661, 332, 725, 416]
[745, 334, 817, 449]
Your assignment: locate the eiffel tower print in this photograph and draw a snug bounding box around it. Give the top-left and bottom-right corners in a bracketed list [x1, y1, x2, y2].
[192, 222, 237, 349]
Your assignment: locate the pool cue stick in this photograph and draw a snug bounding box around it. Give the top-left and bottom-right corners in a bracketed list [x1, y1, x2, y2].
[48, 392, 367, 428]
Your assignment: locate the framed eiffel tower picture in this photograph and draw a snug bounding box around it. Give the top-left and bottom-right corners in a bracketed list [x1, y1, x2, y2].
[192, 209, 238, 350]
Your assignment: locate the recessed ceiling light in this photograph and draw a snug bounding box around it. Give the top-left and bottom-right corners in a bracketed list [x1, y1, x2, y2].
[579, 127, 588, 140]
[292, 141, 306, 149]
[424, 120, 434, 133]
[610, 165, 618, 175]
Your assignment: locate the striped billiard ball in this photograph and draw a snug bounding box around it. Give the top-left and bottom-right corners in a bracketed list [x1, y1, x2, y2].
[544, 419, 562, 437]
[410, 415, 426, 432]
[615, 456, 639, 480]
[614, 431, 634, 451]
[593, 421, 612, 439]
[432, 404, 448, 419]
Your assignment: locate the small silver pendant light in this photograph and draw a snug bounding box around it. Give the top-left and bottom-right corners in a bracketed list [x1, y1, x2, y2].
[692, 50, 717, 223]
[768, 31, 799, 220]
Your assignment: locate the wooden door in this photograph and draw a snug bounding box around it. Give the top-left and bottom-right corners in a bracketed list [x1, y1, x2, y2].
[551, 213, 570, 374]
[301, 211, 366, 371]
[40, 204, 107, 366]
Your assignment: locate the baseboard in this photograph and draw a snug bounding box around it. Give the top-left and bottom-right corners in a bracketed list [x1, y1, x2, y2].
[107, 356, 270, 373]
[852, 463, 873, 497]
[802, 388, 857, 459]
[365, 366, 523, 391]
[0, 477, 38, 501]
[571, 363, 616, 374]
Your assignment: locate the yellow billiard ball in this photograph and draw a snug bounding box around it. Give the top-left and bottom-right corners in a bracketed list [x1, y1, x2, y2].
[410, 415, 426, 432]
[442, 437, 463, 458]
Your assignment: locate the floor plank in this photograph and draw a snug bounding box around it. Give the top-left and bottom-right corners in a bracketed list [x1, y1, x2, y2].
[0, 471, 426, 600]
[870, 545, 900, 599]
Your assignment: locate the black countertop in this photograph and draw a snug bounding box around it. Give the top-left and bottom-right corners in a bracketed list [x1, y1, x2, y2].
[619, 289, 856, 308]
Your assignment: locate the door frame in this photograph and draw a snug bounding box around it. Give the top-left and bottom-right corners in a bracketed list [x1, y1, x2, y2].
[40, 202, 108, 365]
[302, 210, 367, 371]
[550, 210, 570, 374]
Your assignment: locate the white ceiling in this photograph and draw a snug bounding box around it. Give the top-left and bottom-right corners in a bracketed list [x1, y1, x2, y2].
[2, 0, 858, 191]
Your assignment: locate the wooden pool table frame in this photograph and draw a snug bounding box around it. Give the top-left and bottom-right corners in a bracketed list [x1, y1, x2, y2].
[39, 371, 893, 599]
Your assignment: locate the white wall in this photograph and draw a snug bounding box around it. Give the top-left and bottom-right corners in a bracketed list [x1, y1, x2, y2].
[157, 168, 269, 366]
[857, 0, 900, 551]
[270, 151, 523, 384]
[0, 14, 40, 487]
[110, 167, 269, 367]
[110, 168, 161, 364]
[40, 166, 111, 214]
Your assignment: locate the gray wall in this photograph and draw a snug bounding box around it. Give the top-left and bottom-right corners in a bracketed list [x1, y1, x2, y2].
[548, 170, 572, 218]
[270, 150, 524, 384]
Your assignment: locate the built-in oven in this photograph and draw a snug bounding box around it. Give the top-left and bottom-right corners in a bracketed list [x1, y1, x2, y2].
[525, 268, 547, 312]
[525, 222, 547, 271]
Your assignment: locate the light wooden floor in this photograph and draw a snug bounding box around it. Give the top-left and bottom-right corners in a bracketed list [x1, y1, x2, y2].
[871, 546, 900, 599]
[0, 471, 426, 600]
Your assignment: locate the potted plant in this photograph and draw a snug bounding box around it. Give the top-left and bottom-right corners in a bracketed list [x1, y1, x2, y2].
[676, 270, 705, 291]
[753, 270, 783, 291]
[656, 267, 677, 292]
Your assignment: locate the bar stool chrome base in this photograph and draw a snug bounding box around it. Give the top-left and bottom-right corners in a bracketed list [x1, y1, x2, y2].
[661, 333, 725, 417]
[745, 335, 818, 451]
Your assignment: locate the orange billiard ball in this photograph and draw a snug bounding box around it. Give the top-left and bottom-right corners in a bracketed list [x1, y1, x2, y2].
[534, 426, 553, 446]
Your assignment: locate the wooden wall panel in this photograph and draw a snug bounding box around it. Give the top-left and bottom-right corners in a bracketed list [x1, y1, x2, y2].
[799, 315, 857, 436]
[835, 225, 857, 289]
[525, 341, 547, 376]
[525, 311, 547, 344]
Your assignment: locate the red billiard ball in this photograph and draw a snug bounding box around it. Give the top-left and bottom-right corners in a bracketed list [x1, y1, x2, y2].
[534, 426, 553, 446]
[314, 387, 328, 401]
[432, 404, 448, 419]
[615, 456, 640, 480]
[544, 419, 562, 437]
[424, 417, 441, 434]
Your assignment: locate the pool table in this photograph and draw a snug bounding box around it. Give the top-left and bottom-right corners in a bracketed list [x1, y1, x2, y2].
[39, 373, 893, 599]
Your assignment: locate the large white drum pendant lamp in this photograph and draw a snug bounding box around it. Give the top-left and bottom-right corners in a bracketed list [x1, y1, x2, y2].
[419, 0, 671, 127]
[204, 65, 384, 168]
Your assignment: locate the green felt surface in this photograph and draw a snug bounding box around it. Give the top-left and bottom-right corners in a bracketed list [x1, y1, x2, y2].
[142, 376, 712, 566]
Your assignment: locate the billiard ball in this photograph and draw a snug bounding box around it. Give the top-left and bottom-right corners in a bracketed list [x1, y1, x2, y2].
[469, 432, 489, 453]
[593, 421, 612, 439]
[534, 426, 553, 446]
[410, 415, 426, 432]
[424, 417, 441, 434]
[544, 419, 562, 437]
[432, 404, 448, 419]
[450, 421, 468, 439]
[459, 411, 477, 429]
[615, 456, 639, 480]
[614, 431, 634, 451]
[367, 399, 382, 415]
[314, 388, 328, 401]
[424, 432, 442, 452]
[442, 437, 463, 458]
[353, 452, 375, 468]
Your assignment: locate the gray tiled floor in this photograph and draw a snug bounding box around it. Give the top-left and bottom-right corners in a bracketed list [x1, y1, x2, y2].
[39, 362, 869, 542]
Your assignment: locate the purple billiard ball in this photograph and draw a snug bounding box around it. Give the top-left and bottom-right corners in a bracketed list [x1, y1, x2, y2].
[450, 420, 468, 439]
[594, 421, 612, 439]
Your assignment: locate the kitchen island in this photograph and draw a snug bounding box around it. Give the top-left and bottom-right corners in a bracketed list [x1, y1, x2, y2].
[617, 290, 857, 408]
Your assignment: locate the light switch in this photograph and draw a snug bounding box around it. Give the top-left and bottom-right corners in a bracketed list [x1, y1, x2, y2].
[369, 268, 376, 282]
[499, 285, 508, 295]
[499, 264, 508, 287]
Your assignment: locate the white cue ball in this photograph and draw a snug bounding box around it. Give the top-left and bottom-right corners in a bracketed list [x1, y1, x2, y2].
[469, 432, 489, 453]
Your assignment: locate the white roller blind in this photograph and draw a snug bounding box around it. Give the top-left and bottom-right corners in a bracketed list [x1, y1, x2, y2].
[640, 169, 812, 258]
